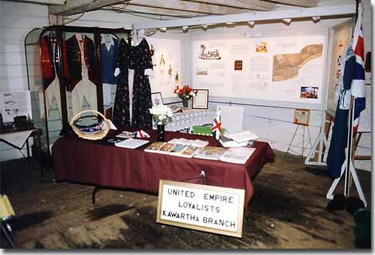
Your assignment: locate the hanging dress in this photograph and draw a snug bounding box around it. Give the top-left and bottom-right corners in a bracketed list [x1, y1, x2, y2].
[113, 39, 130, 127]
[130, 38, 153, 129]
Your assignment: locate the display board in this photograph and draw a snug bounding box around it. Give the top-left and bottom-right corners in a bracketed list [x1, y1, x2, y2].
[191, 35, 326, 107]
[326, 20, 354, 115]
[147, 37, 182, 99]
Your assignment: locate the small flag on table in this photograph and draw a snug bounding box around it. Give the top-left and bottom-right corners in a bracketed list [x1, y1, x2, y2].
[134, 130, 150, 138]
[211, 110, 222, 141]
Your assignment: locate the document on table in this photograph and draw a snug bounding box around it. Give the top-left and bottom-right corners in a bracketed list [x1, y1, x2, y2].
[115, 138, 149, 149]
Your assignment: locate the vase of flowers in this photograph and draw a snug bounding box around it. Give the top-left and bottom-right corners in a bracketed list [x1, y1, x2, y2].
[174, 85, 197, 108]
[149, 105, 173, 142]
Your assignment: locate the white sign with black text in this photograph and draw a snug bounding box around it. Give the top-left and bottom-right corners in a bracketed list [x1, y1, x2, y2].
[157, 180, 245, 238]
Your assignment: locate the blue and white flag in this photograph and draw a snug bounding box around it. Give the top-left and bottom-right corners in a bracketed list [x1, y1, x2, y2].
[351, 3, 366, 134]
[327, 3, 366, 179]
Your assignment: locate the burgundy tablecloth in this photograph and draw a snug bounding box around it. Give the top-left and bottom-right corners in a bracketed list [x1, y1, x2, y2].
[53, 130, 274, 211]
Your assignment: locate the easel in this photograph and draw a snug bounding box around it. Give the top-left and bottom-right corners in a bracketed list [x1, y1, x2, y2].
[283, 109, 312, 162]
[304, 111, 334, 166]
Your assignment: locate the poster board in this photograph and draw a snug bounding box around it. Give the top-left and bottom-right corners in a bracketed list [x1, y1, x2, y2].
[326, 19, 354, 115]
[191, 34, 326, 108]
[0, 91, 32, 123]
[147, 37, 182, 99]
[157, 180, 245, 238]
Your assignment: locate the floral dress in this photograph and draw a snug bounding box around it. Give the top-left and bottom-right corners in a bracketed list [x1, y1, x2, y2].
[129, 39, 153, 129]
[113, 39, 130, 127]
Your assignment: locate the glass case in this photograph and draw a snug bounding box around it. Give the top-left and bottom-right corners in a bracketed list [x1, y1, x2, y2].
[24, 26, 130, 156]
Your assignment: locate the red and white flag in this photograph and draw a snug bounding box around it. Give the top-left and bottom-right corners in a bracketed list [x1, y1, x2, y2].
[211, 110, 222, 140]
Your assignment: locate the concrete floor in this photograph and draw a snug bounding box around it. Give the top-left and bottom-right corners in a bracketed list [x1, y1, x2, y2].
[0, 150, 371, 250]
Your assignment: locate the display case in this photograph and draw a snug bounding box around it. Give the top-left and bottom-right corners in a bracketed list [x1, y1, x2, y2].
[25, 25, 130, 155]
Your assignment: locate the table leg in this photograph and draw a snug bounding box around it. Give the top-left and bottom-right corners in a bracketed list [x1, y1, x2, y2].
[26, 138, 30, 163]
[92, 186, 100, 204]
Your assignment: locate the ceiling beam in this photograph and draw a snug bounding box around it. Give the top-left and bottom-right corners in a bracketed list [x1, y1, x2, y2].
[49, 0, 125, 16]
[105, 4, 206, 18]
[125, 0, 251, 15]
[179, 0, 276, 11]
[262, 0, 319, 8]
[7, 0, 66, 4]
[133, 4, 356, 30]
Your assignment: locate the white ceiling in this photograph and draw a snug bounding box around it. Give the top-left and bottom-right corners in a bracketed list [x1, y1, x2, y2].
[8, 0, 356, 18]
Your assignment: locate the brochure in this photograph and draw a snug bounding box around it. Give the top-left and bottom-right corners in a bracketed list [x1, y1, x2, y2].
[158, 143, 176, 154]
[194, 146, 228, 161]
[169, 144, 188, 156]
[219, 147, 256, 164]
[178, 146, 200, 158]
[144, 142, 167, 153]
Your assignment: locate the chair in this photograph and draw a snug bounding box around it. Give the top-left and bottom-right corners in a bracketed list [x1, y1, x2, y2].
[217, 105, 244, 134]
[0, 194, 17, 248]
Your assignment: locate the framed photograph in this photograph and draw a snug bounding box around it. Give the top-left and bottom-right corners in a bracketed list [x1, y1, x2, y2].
[192, 89, 209, 109]
[293, 109, 310, 126]
[151, 92, 164, 106]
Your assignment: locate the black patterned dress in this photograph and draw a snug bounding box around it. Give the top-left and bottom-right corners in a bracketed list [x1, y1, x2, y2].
[113, 39, 130, 126]
[129, 39, 153, 129]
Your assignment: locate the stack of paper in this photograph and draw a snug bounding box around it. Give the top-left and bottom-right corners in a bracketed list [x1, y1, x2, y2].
[115, 139, 149, 149]
[219, 147, 256, 164]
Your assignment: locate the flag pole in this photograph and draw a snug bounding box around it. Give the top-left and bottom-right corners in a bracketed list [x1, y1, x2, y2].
[344, 0, 359, 198]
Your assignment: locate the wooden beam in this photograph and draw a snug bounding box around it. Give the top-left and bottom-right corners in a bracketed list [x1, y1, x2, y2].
[49, 0, 125, 16]
[262, 0, 318, 8]
[126, 0, 250, 15]
[179, 0, 275, 11]
[106, 4, 206, 18]
[133, 4, 356, 30]
[8, 0, 66, 4]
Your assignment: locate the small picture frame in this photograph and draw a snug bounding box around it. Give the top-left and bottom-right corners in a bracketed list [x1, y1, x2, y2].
[151, 92, 164, 107]
[192, 89, 209, 109]
[293, 109, 310, 126]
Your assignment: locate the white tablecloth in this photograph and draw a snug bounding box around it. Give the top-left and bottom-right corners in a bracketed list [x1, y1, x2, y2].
[163, 109, 216, 132]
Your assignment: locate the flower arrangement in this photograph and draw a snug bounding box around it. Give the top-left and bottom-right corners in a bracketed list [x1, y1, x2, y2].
[149, 105, 173, 125]
[174, 85, 197, 107]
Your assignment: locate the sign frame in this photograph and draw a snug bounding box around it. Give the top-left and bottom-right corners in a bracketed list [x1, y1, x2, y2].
[156, 180, 245, 238]
[293, 108, 310, 126]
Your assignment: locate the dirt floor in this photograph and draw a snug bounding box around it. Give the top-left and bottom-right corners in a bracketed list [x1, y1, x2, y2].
[0, 150, 371, 250]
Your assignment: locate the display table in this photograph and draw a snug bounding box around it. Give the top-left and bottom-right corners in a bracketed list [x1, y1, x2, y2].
[0, 126, 42, 161]
[53, 130, 274, 213]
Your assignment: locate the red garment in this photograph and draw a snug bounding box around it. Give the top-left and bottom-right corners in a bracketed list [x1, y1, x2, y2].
[40, 36, 56, 89]
[63, 34, 97, 91]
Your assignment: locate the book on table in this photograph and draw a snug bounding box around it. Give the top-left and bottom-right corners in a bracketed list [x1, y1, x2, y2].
[219, 147, 256, 164]
[115, 138, 149, 149]
[158, 143, 176, 154]
[168, 138, 209, 148]
[178, 146, 199, 158]
[193, 146, 228, 160]
[144, 142, 167, 153]
[169, 144, 187, 156]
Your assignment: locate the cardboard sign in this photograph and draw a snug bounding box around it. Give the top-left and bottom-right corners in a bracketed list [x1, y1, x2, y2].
[157, 180, 245, 238]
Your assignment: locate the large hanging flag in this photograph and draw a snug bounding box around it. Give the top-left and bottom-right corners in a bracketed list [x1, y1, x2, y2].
[327, 3, 366, 179]
[211, 110, 222, 141]
[351, 3, 366, 134]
